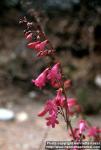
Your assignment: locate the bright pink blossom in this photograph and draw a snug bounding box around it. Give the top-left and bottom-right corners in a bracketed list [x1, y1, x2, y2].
[47, 63, 62, 82]
[38, 100, 59, 128]
[46, 112, 59, 128]
[32, 68, 49, 88]
[88, 127, 101, 137]
[68, 98, 77, 107]
[28, 41, 40, 49]
[38, 100, 57, 116]
[54, 88, 65, 107]
[38, 109, 47, 117]
[79, 120, 88, 134]
[35, 40, 48, 51]
[67, 98, 81, 115]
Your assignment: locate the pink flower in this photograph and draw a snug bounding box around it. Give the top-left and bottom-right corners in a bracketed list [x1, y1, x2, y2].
[67, 98, 81, 115]
[69, 128, 79, 139]
[46, 112, 59, 128]
[64, 80, 72, 89]
[54, 88, 65, 106]
[88, 127, 101, 137]
[79, 120, 88, 134]
[28, 41, 40, 49]
[73, 146, 79, 150]
[50, 80, 61, 88]
[38, 109, 47, 117]
[35, 40, 48, 51]
[47, 63, 62, 82]
[68, 98, 77, 107]
[38, 100, 57, 116]
[45, 100, 57, 115]
[38, 100, 59, 128]
[25, 33, 33, 41]
[32, 68, 49, 88]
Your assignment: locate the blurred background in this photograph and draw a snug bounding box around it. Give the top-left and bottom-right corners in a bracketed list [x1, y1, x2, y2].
[0, 0, 101, 149]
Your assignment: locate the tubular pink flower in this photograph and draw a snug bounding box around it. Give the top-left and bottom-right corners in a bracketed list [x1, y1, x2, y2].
[35, 40, 48, 51]
[66, 98, 81, 115]
[28, 41, 40, 49]
[38, 100, 58, 117]
[67, 98, 77, 107]
[88, 127, 101, 137]
[32, 68, 49, 88]
[38, 109, 47, 117]
[25, 33, 33, 41]
[45, 100, 58, 115]
[38, 100, 59, 128]
[79, 120, 88, 134]
[46, 112, 59, 128]
[54, 88, 65, 107]
[47, 63, 62, 82]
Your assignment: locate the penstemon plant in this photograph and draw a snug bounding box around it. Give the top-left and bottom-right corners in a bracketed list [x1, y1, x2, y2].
[19, 10, 101, 149]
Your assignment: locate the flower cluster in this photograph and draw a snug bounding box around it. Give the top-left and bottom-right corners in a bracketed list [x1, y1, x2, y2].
[32, 63, 62, 89]
[38, 88, 81, 128]
[20, 16, 101, 148]
[70, 120, 101, 141]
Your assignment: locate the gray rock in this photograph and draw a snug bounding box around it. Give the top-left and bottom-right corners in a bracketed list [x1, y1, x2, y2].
[28, 91, 37, 99]
[0, 108, 15, 121]
[95, 75, 101, 88]
[16, 112, 28, 122]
